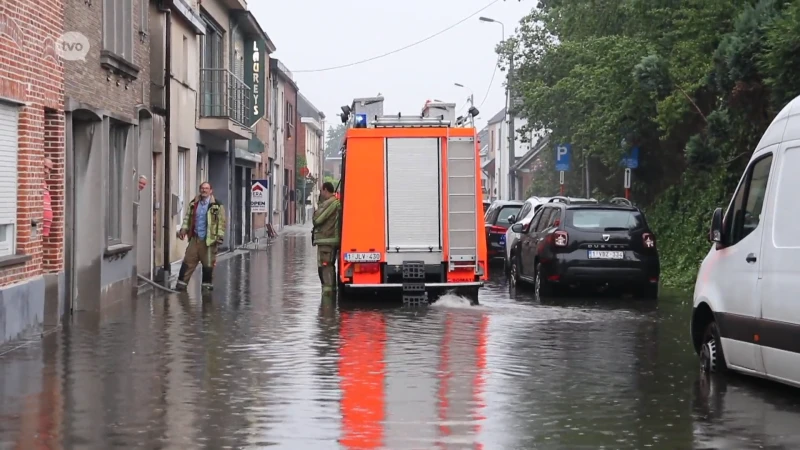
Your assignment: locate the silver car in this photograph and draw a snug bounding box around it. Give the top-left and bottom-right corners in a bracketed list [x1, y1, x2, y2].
[503, 196, 551, 272]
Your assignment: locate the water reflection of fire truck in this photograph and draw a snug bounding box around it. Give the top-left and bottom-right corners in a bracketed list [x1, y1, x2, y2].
[338, 310, 488, 449]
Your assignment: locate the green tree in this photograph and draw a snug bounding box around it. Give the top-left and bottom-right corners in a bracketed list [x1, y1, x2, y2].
[325, 123, 346, 158]
[505, 0, 800, 288]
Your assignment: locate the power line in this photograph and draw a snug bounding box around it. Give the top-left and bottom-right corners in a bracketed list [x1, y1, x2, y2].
[293, 0, 502, 73]
[478, 56, 499, 109]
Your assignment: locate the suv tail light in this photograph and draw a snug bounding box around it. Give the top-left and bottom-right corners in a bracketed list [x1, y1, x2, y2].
[489, 225, 506, 234]
[643, 233, 656, 249]
[553, 231, 569, 247]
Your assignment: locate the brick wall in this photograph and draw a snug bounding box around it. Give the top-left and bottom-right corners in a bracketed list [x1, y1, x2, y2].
[0, 0, 65, 287]
[63, 0, 150, 120]
[283, 83, 297, 225]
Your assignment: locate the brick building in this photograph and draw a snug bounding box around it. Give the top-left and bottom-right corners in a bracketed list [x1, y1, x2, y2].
[270, 57, 298, 226]
[62, 0, 152, 313]
[0, 0, 66, 345]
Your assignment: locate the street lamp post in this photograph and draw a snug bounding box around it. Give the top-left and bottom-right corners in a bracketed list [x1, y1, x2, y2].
[480, 16, 515, 200]
[454, 82, 475, 127]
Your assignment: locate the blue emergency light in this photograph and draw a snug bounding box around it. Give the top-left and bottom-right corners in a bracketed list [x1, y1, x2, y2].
[354, 113, 367, 128]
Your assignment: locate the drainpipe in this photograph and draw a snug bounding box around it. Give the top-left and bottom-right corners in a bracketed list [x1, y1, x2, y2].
[159, 1, 173, 281]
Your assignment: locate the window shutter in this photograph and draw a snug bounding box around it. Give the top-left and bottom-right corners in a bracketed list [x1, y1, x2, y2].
[0, 102, 19, 256]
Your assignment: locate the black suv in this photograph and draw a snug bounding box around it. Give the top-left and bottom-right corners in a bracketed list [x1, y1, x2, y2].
[484, 200, 524, 261]
[507, 197, 660, 298]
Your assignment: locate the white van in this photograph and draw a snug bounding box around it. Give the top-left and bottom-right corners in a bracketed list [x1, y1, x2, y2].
[691, 93, 800, 388]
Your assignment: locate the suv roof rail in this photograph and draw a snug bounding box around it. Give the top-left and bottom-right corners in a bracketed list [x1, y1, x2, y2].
[548, 196, 599, 205]
[609, 197, 633, 206]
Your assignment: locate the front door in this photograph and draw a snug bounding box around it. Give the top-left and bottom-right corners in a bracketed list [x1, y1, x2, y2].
[716, 151, 774, 371]
[135, 116, 153, 277]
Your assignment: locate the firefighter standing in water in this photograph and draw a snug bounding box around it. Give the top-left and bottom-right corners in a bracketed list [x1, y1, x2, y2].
[176, 182, 226, 291]
[313, 182, 341, 294]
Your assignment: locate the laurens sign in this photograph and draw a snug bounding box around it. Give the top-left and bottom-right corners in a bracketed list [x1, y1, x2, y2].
[244, 39, 267, 128]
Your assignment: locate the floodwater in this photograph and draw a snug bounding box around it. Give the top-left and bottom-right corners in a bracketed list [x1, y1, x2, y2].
[2, 225, 800, 450]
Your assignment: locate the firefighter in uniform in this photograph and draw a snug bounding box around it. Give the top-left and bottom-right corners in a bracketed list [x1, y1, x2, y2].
[312, 182, 341, 294]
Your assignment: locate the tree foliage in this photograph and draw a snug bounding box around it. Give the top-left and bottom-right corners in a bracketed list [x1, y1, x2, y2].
[325, 123, 346, 158]
[508, 0, 800, 288]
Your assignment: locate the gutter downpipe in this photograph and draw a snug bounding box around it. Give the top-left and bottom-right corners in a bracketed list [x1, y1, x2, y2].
[160, 0, 173, 283]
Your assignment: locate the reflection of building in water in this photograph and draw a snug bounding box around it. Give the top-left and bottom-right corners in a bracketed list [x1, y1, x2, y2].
[437, 312, 489, 448]
[338, 310, 488, 449]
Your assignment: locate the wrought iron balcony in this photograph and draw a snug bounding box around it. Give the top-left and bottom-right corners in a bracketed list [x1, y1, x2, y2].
[199, 68, 251, 135]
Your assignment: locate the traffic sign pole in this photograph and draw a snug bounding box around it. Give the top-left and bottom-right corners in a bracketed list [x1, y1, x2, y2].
[623, 168, 632, 199]
[555, 144, 572, 196]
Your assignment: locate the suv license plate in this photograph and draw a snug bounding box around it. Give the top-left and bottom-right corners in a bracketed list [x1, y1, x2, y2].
[588, 250, 624, 260]
[344, 252, 381, 263]
[499, 235, 506, 244]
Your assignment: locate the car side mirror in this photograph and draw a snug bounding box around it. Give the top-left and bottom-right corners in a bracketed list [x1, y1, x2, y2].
[507, 215, 516, 223]
[709, 207, 723, 244]
[511, 223, 523, 233]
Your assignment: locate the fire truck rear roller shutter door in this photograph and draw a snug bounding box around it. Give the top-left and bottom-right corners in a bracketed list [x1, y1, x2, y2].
[385, 137, 441, 251]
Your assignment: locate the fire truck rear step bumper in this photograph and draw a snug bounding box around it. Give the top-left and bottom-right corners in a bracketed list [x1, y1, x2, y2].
[344, 282, 484, 289]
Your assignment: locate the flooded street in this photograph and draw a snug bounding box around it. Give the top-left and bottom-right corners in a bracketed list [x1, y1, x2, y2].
[2, 226, 800, 450]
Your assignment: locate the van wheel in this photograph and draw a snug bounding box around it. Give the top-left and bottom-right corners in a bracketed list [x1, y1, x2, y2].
[535, 263, 554, 299]
[700, 321, 727, 374]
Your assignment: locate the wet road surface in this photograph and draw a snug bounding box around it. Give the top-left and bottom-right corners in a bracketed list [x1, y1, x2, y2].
[2, 225, 800, 449]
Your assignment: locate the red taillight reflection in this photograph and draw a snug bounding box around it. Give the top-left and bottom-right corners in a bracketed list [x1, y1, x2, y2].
[643, 233, 656, 249]
[340, 312, 386, 449]
[488, 225, 506, 234]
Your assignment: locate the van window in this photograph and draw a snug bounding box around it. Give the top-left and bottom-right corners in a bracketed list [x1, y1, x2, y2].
[773, 146, 800, 247]
[726, 154, 773, 246]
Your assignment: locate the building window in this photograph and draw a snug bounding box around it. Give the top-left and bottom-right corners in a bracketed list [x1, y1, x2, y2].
[200, 14, 225, 117]
[177, 148, 188, 219]
[285, 102, 293, 139]
[0, 103, 18, 257]
[107, 122, 128, 245]
[103, 0, 134, 62]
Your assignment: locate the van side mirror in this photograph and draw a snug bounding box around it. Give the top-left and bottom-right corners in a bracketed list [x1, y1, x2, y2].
[709, 207, 723, 244]
[508, 214, 516, 224]
[511, 223, 523, 233]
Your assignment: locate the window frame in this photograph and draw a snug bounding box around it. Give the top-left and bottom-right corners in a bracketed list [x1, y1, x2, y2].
[107, 122, 128, 245]
[103, 0, 135, 65]
[723, 152, 774, 247]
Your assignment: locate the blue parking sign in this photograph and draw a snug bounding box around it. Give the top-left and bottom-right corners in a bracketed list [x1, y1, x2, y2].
[555, 144, 571, 171]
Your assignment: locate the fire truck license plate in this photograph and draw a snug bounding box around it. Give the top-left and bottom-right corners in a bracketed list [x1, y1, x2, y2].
[344, 252, 381, 263]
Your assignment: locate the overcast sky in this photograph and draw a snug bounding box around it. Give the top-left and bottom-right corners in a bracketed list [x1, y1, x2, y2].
[250, 0, 534, 131]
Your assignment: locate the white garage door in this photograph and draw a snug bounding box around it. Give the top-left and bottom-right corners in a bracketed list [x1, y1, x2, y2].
[0, 102, 18, 257]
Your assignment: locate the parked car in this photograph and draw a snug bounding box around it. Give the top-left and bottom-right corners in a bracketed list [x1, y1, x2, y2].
[691, 93, 800, 389]
[484, 200, 524, 262]
[503, 196, 600, 272]
[508, 196, 660, 298]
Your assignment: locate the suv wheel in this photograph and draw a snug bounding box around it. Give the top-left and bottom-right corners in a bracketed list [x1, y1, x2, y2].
[509, 258, 521, 286]
[535, 263, 553, 299]
[700, 321, 727, 374]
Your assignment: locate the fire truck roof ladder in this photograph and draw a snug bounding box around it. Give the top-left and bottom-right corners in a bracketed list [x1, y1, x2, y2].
[372, 114, 451, 128]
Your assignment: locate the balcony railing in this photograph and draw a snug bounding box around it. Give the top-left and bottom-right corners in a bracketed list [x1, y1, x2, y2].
[199, 68, 251, 127]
